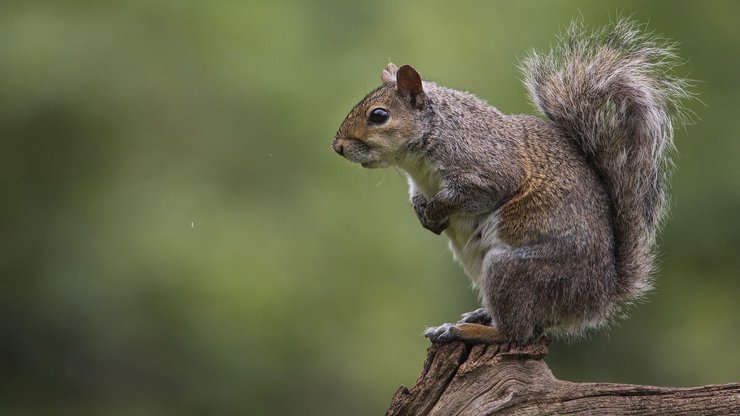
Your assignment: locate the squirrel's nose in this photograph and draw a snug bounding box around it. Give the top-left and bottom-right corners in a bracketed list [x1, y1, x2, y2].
[332, 138, 344, 155]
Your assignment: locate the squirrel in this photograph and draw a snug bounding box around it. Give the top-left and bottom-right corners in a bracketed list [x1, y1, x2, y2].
[331, 19, 691, 344]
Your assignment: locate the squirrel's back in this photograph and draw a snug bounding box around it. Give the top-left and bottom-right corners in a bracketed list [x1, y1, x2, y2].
[522, 19, 692, 302]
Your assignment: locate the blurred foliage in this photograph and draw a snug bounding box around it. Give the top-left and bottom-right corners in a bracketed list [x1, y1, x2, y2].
[1, 1, 738, 415]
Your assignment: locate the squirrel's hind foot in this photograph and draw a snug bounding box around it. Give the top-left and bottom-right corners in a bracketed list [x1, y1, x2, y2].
[459, 308, 493, 325]
[424, 322, 505, 345]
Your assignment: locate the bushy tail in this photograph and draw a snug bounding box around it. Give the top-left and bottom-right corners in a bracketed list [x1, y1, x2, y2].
[522, 19, 692, 301]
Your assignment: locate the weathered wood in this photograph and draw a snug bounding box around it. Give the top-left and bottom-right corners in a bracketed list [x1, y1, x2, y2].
[387, 339, 740, 415]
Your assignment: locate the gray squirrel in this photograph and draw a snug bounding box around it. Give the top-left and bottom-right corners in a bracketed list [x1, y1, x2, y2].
[331, 20, 691, 343]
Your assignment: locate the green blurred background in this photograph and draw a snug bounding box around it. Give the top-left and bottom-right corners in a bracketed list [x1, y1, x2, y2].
[1, 1, 738, 415]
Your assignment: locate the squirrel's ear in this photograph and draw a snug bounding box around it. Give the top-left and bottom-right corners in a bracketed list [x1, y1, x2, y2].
[381, 63, 398, 84]
[396, 64, 425, 109]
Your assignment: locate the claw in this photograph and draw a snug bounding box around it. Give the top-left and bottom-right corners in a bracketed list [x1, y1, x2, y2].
[425, 219, 449, 235]
[459, 308, 492, 325]
[425, 322, 505, 345]
[424, 323, 460, 344]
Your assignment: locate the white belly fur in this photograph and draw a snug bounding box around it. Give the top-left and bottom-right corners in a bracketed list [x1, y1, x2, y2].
[401, 158, 509, 288]
[446, 213, 506, 288]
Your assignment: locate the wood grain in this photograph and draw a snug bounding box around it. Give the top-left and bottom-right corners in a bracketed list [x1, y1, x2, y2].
[386, 340, 740, 415]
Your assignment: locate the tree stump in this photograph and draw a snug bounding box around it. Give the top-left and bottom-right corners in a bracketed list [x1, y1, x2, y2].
[386, 339, 740, 415]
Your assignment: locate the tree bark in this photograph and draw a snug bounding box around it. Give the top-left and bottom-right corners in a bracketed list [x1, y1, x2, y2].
[386, 339, 740, 415]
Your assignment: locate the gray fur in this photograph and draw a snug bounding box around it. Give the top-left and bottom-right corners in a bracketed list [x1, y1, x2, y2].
[521, 19, 692, 302]
[332, 19, 691, 342]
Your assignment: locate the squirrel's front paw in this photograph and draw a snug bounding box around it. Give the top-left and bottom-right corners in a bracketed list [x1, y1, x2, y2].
[422, 198, 451, 234]
[412, 194, 428, 220]
[422, 217, 449, 235]
[412, 195, 449, 234]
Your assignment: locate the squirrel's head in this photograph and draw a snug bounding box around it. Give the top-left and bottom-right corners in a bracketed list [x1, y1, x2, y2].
[332, 63, 427, 168]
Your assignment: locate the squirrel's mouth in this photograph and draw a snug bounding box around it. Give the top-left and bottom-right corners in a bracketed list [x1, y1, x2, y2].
[336, 139, 388, 168]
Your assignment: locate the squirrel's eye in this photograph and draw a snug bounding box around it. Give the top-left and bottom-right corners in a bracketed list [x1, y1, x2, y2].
[369, 108, 389, 124]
